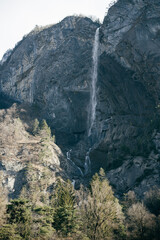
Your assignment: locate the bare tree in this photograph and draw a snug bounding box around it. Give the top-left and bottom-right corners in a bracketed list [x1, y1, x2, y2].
[80, 169, 125, 240]
[127, 202, 156, 240]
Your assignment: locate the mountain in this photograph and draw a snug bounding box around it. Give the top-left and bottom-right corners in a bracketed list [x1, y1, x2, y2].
[0, 0, 160, 199]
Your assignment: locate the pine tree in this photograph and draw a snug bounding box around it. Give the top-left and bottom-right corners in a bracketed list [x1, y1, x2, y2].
[52, 179, 77, 236]
[7, 199, 31, 240]
[32, 118, 39, 135]
[0, 224, 22, 240]
[32, 205, 55, 239]
[39, 119, 51, 140]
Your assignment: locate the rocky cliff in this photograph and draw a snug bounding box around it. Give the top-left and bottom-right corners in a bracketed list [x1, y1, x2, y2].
[0, 0, 160, 198]
[0, 16, 99, 147]
[94, 0, 160, 195]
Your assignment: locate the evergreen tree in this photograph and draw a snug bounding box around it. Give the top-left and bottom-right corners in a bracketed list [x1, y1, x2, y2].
[32, 118, 39, 135]
[52, 178, 77, 236]
[39, 119, 51, 140]
[32, 205, 55, 239]
[7, 199, 31, 240]
[0, 224, 22, 240]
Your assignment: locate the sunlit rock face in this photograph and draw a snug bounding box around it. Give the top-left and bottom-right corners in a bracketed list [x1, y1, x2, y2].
[0, 16, 99, 145]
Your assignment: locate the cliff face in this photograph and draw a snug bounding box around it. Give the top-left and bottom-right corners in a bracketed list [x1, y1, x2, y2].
[0, 16, 99, 146]
[92, 0, 160, 195]
[1, 1, 160, 197]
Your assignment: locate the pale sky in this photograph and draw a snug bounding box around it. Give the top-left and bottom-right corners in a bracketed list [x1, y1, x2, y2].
[0, 0, 113, 59]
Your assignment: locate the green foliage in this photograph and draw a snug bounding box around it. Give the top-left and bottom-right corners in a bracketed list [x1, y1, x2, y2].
[32, 118, 39, 135]
[39, 119, 51, 141]
[32, 118, 56, 143]
[33, 205, 54, 225]
[1, 174, 160, 240]
[7, 199, 31, 239]
[0, 224, 22, 240]
[40, 119, 49, 130]
[32, 205, 55, 239]
[52, 179, 77, 236]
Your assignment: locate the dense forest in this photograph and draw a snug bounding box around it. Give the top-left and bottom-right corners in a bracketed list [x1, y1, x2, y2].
[0, 168, 160, 240]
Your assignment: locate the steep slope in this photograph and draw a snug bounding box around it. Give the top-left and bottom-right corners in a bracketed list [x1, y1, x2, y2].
[0, 16, 99, 147]
[90, 0, 160, 195]
[0, 103, 83, 201]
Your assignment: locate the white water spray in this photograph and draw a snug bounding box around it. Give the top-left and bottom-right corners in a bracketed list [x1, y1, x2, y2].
[71, 179, 76, 189]
[84, 148, 91, 175]
[66, 149, 72, 160]
[88, 28, 100, 136]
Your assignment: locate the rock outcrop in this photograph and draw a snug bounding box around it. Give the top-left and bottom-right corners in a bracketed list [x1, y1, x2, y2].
[91, 0, 160, 195]
[0, 16, 99, 147]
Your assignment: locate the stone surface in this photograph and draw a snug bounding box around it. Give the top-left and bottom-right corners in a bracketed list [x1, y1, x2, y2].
[0, 16, 99, 147]
[89, 0, 160, 194]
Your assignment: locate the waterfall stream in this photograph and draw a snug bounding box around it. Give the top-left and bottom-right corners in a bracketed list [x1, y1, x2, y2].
[84, 148, 91, 175]
[66, 150, 84, 177]
[71, 179, 76, 189]
[66, 28, 100, 178]
[88, 28, 100, 136]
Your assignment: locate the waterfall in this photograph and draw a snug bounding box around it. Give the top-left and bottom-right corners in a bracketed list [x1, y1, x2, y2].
[88, 28, 100, 136]
[77, 166, 84, 177]
[71, 179, 76, 189]
[66, 149, 72, 160]
[84, 148, 91, 175]
[66, 150, 84, 177]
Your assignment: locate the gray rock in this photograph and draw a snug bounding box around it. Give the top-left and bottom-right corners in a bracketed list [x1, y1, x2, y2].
[89, 0, 160, 195]
[0, 17, 99, 146]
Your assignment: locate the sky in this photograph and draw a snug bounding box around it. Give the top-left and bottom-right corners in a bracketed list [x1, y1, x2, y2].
[0, 0, 113, 60]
